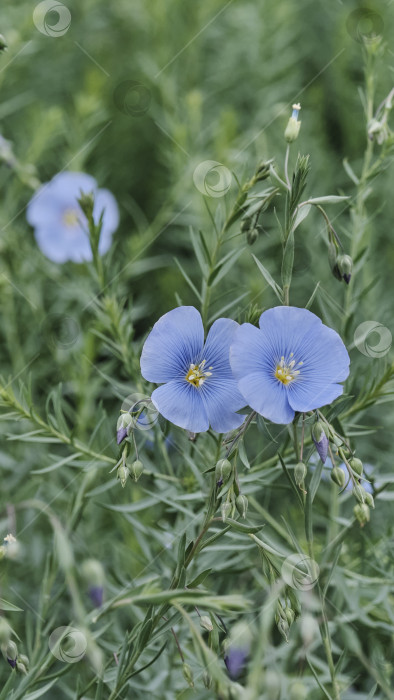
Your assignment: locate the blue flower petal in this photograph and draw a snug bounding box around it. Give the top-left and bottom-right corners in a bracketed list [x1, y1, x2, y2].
[237, 372, 295, 424]
[151, 380, 209, 432]
[141, 306, 204, 383]
[230, 322, 273, 379]
[258, 306, 324, 361]
[201, 380, 245, 433]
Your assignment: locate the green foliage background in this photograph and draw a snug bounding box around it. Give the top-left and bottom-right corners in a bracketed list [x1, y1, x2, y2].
[0, 1, 394, 698]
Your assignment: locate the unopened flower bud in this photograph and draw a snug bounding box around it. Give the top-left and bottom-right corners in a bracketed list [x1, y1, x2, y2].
[364, 491, 375, 509]
[241, 218, 251, 232]
[77, 190, 94, 219]
[215, 459, 232, 485]
[354, 503, 370, 526]
[295, 461, 307, 487]
[116, 412, 133, 445]
[337, 254, 353, 284]
[289, 682, 308, 700]
[117, 464, 130, 488]
[331, 466, 346, 487]
[200, 615, 213, 632]
[16, 661, 27, 674]
[0, 35, 7, 52]
[81, 559, 105, 608]
[3, 640, 17, 668]
[256, 159, 273, 180]
[18, 654, 29, 670]
[235, 495, 248, 519]
[284, 607, 295, 626]
[353, 484, 366, 503]
[349, 457, 363, 476]
[312, 421, 329, 464]
[203, 671, 212, 688]
[182, 662, 194, 687]
[247, 227, 259, 245]
[221, 502, 231, 522]
[284, 103, 301, 143]
[130, 459, 144, 482]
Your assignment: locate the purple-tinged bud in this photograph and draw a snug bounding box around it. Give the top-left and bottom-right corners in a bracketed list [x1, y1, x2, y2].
[88, 586, 104, 608]
[312, 422, 329, 464]
[4, 640, 17, 668]
[284, 103, 301, 143]
[337, 254, 353, 284]
[81, 559, 105, 608]
[116, 412, 133, 445]
[224, 647, 249, 680]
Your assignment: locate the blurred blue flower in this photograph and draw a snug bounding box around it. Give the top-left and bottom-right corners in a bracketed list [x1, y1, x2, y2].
[140, 306, 246, 433]
[224, 646, 248, 680]
[230, 306, 350, 425]
[26, 171, 119, 263]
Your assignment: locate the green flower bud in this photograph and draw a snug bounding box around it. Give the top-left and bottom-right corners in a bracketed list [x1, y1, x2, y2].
[18, 654, 29, 670]
[284, 607, 295, 626]
[354, 503, 370, 526]
[295, 461, 307, 486]
[116, 412, 133, 445]
[2, 640, 17, 668]
[203, 672, 212, 688]
[337, 254, 353, 284]
[332, 434, 343, 447]
[117, 464, 130, 488]
[349, 457, 363, 476]
[182, 662, 194, 687]
[0, 35, 7, 52]
[221, 502, 231, 522]
[130, 460, 144, 482]
[284, 104, 301, 143]
[331, 466, 346, 488]
[353, 484, 366, 503]
[81, 559, 105, 586]
[77, 190, 95, 220]
[200, 615, 213, 632]
[235, 494, 248, 519]
[289, 682, 307, 700]
[241, 218, 251, 232]
[16, 661, 27, 674]
[364, 491, 375, 509]
[215, 458, 232, 485]
[246, 227, 259, 245]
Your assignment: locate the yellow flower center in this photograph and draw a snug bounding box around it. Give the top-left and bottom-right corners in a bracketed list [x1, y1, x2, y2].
[274, 353, 303, 385]
[62, 208, 80, 227]
[185, 360, 213, 388]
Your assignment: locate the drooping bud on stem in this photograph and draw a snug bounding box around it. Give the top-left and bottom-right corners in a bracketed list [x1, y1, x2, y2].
[331, 466, 346, 487]
[235, 495, 248, 519]
[312, 421, 329, 463]
[295, 461, 307, 487]
[130, 459, 144, 482]
[215, 458, 232, 485]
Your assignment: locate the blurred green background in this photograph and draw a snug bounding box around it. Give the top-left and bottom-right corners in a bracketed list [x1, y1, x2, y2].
[1, 0, 394, 697]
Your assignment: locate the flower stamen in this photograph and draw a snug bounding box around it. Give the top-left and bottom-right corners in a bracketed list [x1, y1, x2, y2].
[275, 354, 301, 385]
[185, 359, 212, 388]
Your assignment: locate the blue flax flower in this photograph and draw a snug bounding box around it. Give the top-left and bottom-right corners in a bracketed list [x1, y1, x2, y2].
[26, 171, 119, 263]
[230, 306, 350, 425]
[140, 306, 246, 433]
